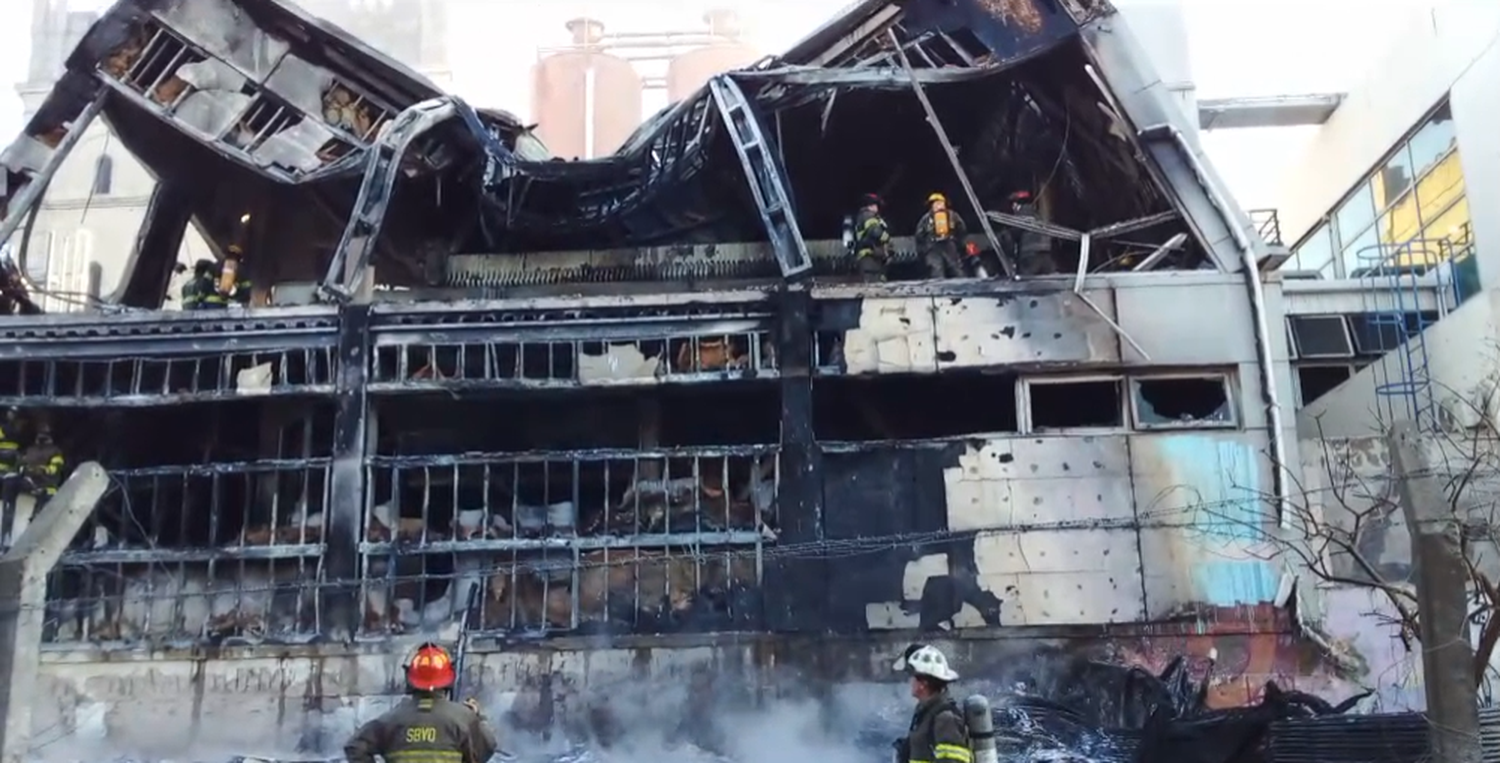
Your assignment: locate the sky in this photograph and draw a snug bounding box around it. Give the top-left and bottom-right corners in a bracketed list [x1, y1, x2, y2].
[0, 0, 1432, 210]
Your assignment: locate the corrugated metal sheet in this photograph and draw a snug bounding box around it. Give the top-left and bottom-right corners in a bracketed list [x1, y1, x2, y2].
[1268, 713, 1429, 763]
[1270, 708, 1500, 763]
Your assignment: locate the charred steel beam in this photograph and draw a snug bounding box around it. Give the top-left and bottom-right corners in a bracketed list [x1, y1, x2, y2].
[732, 66, 995, 88]
[0, 388, 334, 409]
[321, 97, 514, 302]
[325, 304, 370, 640]
[708, 77, 813, 279]
[0, 310, 339, 361]
[0, 94, 105, 252]
[1089, 210, 1181, 239]
[767, 287, 821, 631]
[108, 458, 333, 477]
[887, 31, 1015, 279]
[369, 318, 771, 348]
[367, 445, 775, 467]
[1133, 232, 1189, 272]
[60, 545, 323, 565]
[360, 532, 765, 555]
[984, 211, 1083, 241]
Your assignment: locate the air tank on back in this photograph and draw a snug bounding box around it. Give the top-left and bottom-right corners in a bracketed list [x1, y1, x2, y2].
[665, 9, 761, 104]
[531, 18, 644, 159]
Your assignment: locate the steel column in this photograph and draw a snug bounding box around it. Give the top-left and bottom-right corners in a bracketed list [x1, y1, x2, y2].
[765, 287, 823, 630]
[324, 304, 371, 638]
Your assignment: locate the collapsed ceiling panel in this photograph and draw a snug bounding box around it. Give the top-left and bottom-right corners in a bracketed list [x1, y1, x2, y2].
[0, 0, 1262, 310]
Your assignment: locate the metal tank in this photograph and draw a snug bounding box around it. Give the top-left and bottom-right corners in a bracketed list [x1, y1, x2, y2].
[531, 18, 644, 160]
[665, 9, 761, 104]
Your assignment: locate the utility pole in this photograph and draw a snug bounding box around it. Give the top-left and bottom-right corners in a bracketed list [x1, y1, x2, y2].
[0, 463, 110, 763]
[1388, 421, 1482, 763]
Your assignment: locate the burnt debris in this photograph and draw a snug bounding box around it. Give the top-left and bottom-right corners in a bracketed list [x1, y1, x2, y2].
[0, 0, 1259, 651]
[0, 0, 1212, 308]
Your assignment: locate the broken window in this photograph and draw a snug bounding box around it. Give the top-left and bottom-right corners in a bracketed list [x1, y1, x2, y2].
[813, 372, 1017, 441]
[1296, 365, 1354, 407]
[1131, 375, 1235, 429]
[1025, 378, 1124, 431]
[362, 447, 776, 636]
[45, 399, 335, 644]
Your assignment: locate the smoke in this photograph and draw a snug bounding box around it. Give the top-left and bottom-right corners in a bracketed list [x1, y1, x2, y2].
[21, 642, 1174, 763]
[489, 680, 907, 763]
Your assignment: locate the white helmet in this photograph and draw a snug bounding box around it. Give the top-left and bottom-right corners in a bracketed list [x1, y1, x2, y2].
[894, 645, 959, 682]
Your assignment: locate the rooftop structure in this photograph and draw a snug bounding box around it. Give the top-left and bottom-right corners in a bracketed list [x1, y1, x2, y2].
[0, 0, 1348, 753]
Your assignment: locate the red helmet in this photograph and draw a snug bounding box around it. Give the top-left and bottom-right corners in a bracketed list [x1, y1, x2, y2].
[405, 643, 456, 691]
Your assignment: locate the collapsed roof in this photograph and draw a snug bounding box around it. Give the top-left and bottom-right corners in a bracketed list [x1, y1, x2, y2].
[0, 0, 1266, 308]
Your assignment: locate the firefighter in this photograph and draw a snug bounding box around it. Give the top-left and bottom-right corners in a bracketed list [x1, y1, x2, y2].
[0, 409, 21, 522]
[1006, 190, 1055, 276]
[179, 259, 224, 310]
[21, 428, 65, 500]
[222, 246, 253, 307]
[853, 193, 893, 283]
[344, 642, 499, 763]
[915, 193, 969, 280]
[892, 645, 972, 763]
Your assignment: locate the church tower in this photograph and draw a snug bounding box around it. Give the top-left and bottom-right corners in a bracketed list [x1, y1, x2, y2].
[19, 0, 101, 117]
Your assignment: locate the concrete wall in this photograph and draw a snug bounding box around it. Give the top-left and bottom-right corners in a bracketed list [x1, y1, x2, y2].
[1113, 0, 1197, 141]
[28, 626, 1362, 760]
[1296, 433, 1500, 710]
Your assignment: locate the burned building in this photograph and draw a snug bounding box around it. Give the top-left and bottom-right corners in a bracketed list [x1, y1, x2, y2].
[0, 0, 1328, 753]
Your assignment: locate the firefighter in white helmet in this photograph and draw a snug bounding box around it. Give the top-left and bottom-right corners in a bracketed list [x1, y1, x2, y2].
[891, 645, 972, 763]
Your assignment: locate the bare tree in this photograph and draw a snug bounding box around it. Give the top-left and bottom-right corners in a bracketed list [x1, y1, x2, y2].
[1203, 401, 1500, 690]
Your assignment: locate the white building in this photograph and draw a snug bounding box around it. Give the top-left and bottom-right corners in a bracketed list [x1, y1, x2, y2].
[1273, 2, 1500, 437]
[1268, 4, 1500, 708]
[13, 0, 451, 311]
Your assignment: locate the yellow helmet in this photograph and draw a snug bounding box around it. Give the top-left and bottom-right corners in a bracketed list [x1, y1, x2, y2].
[927, 192, 946, 205]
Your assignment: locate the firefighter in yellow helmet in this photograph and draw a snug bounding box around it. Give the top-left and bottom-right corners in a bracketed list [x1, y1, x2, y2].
[892, 645, 972, 763]
[915, 193, 969, 279]
[344, 643, 500, 763]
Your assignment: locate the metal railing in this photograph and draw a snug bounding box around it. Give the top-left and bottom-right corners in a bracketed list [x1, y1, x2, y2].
[1249, 208, 1283, 246]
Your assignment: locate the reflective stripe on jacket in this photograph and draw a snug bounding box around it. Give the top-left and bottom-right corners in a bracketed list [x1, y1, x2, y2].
[906, 693, 972, 763]
[344, 694, 499, 763]
[855, 210, 891, 258]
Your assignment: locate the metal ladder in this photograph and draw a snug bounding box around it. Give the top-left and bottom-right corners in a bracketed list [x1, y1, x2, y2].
[1357, 238, 1453, 431]
[708, 76, 812, 279]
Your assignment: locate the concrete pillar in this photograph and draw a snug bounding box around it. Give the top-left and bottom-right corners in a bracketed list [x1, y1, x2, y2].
[1388, 422, 1481, 763]
[0, 462, 110, 763]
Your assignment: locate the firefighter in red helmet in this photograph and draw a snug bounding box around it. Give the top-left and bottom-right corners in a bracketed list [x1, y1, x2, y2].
[345, 643, 500, 763]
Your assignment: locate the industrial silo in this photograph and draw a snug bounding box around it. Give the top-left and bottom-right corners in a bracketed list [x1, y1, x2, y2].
[531, 18, 644, 159]
[665, 9, 761, 104]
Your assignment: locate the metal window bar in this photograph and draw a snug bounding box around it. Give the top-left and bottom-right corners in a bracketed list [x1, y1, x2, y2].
[359, 447, 777, 637]
[368, 331, 777, 389]
[0, 348, 335, 404]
